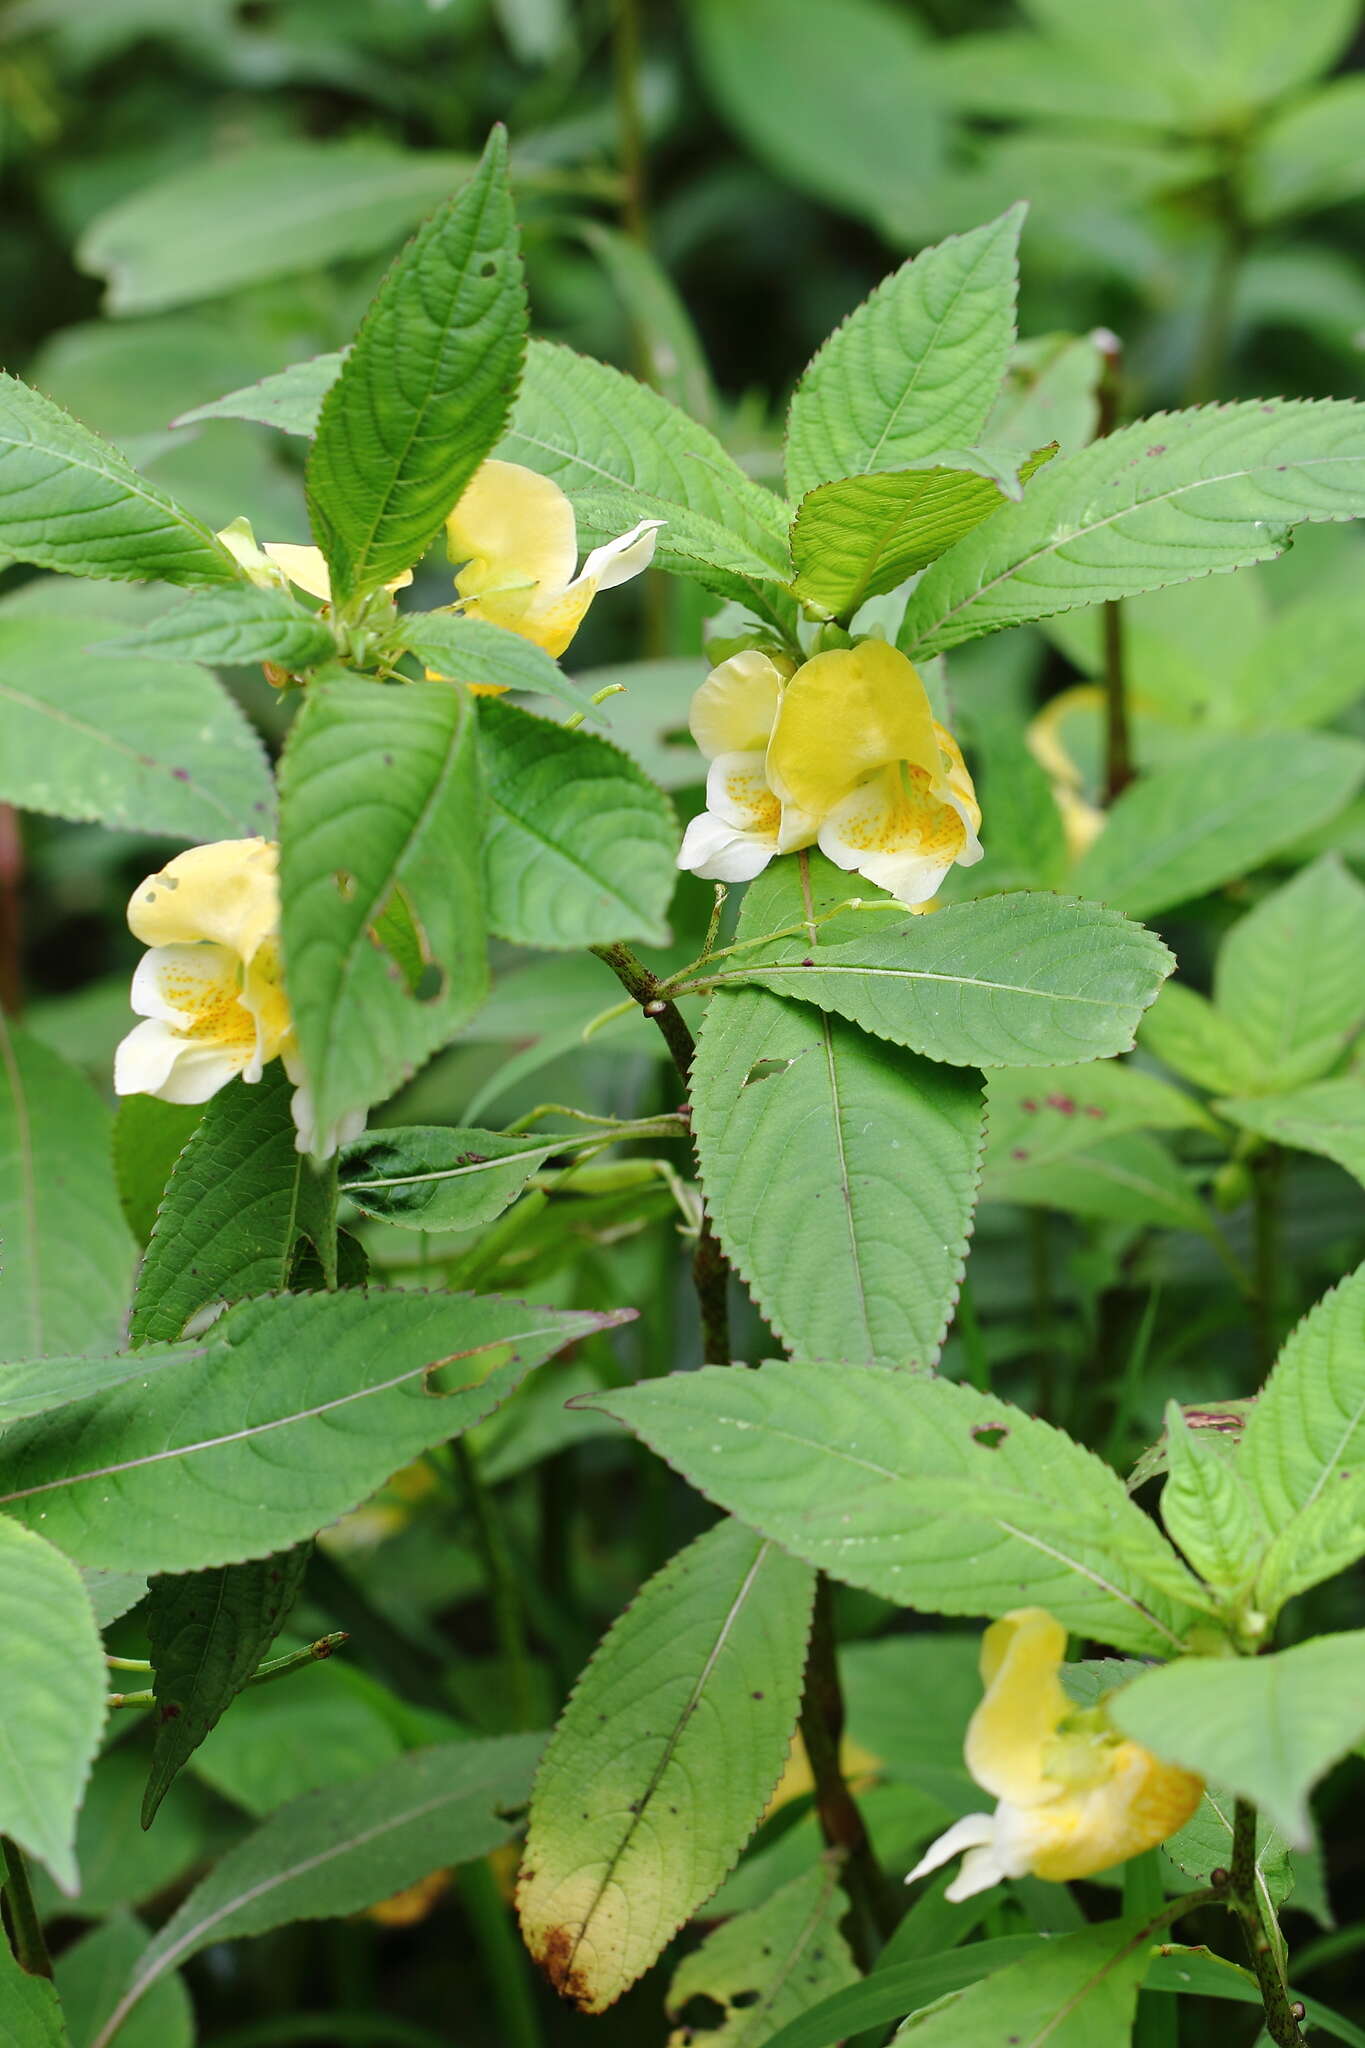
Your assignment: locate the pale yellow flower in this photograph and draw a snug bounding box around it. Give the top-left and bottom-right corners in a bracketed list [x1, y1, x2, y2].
[676, 649, 818, 882]
[445, 459, 662, 658]
[766, 640, 982, 909]
[113, 838, 362, 1159]
[906, 1609, 1202, 1901]
[1026, 686, 1106, 859]
[216, 520, 412, 608]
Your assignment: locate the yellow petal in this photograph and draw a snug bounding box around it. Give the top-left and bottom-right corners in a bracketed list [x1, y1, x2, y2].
[964, 1608, 1070, 1807]
[817, 761, 970, 907]
[1025, 1742, 1203, 1882]
[767, 641, 943, 817]
[461, 578, 595, 658]
[447, 459, 579, 607]
[1026, 685, 1104, 792]
[688, 650, 786, 760]
[262, 543, 334, 603]
[126, 839, 280, 961]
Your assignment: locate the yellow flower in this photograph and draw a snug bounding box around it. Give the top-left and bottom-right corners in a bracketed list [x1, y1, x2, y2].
[112, 838, 363, 1159]
[217, 521, 413, 609]
[1026, 686, 1106, 859]
[766, 639, 982, 909]
[676, 649, 819, 881]
[906, 1610, 1202, 1901]
[444, 459, 662, 658]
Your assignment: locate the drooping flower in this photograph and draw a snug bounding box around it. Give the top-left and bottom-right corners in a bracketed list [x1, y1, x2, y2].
[676, 649, 819, 882]
[905, 1609, 1202, 1901]
[113, 838, 362, 1159]
[1026, 685, 1106, 858]
[765, 639, 981, 909]
[444, 459, 663, 658]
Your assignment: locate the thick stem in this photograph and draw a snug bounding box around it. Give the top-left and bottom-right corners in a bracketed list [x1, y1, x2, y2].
[589, 941, 731, 1362]
[453, 1439, 537, 1731]
[1228, 1799, 1303, 2045]
[2, 1837, 52, 1978]
[798, 1578, 897, 1970]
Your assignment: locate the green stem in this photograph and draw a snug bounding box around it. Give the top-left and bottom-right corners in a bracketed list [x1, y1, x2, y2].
[452, 1439, 537, 1731]
[1187, 194, 1248, 406]
[457, 1860, 546, 2048]
[589, 941, 731, 1363]
[1028, 1209, 1056, 1419]
[1227, 1799, 1302, 2046]
[109, 1632, 347, 1710]
[1092, 329, 1133, 803]
[1, 1837, 52, 1978]
[1251, 1145, 1282, 1374]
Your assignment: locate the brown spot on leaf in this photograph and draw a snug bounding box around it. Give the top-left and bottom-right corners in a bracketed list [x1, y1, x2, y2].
[1046, 1093, 1076, 1115]
[535, 1925, 594, 2009]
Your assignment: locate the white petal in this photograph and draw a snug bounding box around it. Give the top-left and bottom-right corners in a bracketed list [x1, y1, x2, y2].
[576, 519, 664, 592]
[130, 942, 242, 1027]
[115, 1020, 247, 1105]
[705, 751, 784, 834]
[677, 810, 776, 883]
[904, 1813, 998, 1888]
[289, 1078, 366, 1161]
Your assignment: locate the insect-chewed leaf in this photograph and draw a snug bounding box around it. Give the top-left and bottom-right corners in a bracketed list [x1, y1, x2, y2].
[663, 1860, 858, 2045]
[1159, 1401, 1267, 1596]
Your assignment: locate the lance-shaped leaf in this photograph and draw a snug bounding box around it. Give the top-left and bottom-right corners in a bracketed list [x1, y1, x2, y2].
[131, 1069, 338, 1344]
[1073, 732, 1365, 920]
[1112, 1632, 1365, 1846]
[478, 698, 677, 948]
[663, 1860, 858, 2045]
[341, 1123, 597, 1231]
[757, 1939, 1043, 2048]
[518, 1518, 815, 2013]
[1219, 1079, 1365, 1193]
[0, 613, 274, 839]
[900, 399, 1365, 657]
[875, 1914, 1156, 2046]
[586, 1363, 1209, 1655]
[1215, 855, 1365, 1083]
[54, 1913, 192, 2048]
[174, 350, 347, 437]
[0, 1016, 135, 1359]
[141, 1545, 311, 1827]
[89, 1736, 541, 2048]
[785, 209, 1024, 500]
[306, 130, 526, 605]
[0, 1518, 107, 1893]
[392, 610, 595, 714]
[95, 588, 336, 671]
[278, 676, 486, 1136]
[0, 1289, 627, 1573]
[0, 375, 235, 586]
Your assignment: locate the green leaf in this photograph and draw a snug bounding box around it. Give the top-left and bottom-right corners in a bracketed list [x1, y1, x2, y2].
[758, 1939, 1042, 2048]
[884, 1914, 1156, 2045]
[0, 1289, 623, 1573]
[81, 1572, 148, 1630]
[307, 131, 527, 606]
[0, 1933, 68, 2047]
[0, 1016, 134, 1358]
[1219, 1079, 1365, 1190]
[340, 1123, 595, 1230]
[173, 352, 347, 438]
[982, 1128, 1213, 1236]
[1247, 76, 1365, 224]
[1072, 734, 1365, 920]
[0, 614, 275, 838]
[1111, 1632, 1365, 1845]
[88, 1736, 541, 2048]
[958, 726, 1068, 895]
[588, 1363, 1208, 1655]
[706, 874, 1173, 1069]
[784, 210, 1023, 502]
[790, 455, 1047, 620]
[95, 588, 336, 671]
[54, 1912, 193, 2048]
[130, 1069, 337, 1345]
[186, 1654, 413, 1818]
[478, 698, 677, 948]
[1162, 1789, 1295, 1919]
[1138, 982, 1266, 1097]
[392, 610, 595, 714]
[278, 677, 487, 1138]
[983, 1061, 1211, 1178]
[77, 142, 476, 316]
[0, 1519, 107, 1893]
[1216, 856, 1365, 1081]
[518, 1518, 814, 2013]
[1146, 1948, 1365, 2048]
[663, 1860, 859, 2044]
[111, 1098, 202, 1248]
[500, 340, 791, 597]
[577, 220, 718, 426]
[0, 1344, 203, 1433]
[141, 1546, 311, 1828]
[984, 333, 1104, 458]
[1159, 1402, 1266, 1596]
[899, 400, 1365, 657]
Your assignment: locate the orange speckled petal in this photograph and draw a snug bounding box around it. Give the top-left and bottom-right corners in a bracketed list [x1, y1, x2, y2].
[767, 640, 942, 816]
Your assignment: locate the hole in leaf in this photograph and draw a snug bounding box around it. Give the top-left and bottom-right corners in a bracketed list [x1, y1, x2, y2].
[424, 1341, 515, 1397]
[731, 1990, 761, 2009]
[744, 1056, 795, 1087]
[673, 1995, 727, 2033]
[413, 959, 446, 1003]
[971, 1424, 1008, 1450]
[480, 258, 498, 278]
[334, 871, 358, 901]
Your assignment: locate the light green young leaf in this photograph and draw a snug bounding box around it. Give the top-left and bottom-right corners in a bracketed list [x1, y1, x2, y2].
[704, 881, 1173, 1069]
[340, 1123, 573, 1230]
[0, 1933, 68, 2047]
[0, 375, 235, 586]
[0, 1519, 107, 1894]
[1146, 1948, 1365, 2048]
[54, 1912, 192, 2048]
[1112, 1632, 1365, 1845]
[78, 142, 475, 316]
[0, 1290, 624, 1573]
[664, 1860, 859, 2045]
[1162, 1788, 1296, 1919]
[0, 614, 274, 838]
[89, 1736, 541, 2048]
[1254, 1469, 1365, 1614]
[0, 1016, 135, 1358]
[392, 610, 594, 714]
[983, 332, 1103, 458]
[478, 698, 677, 947]
[1238, 1263, 1365, 1534]
[784, 210, 1023, 501]
[1073, 733, 1365, 920]
[500, 339, 791, 596]
[81, 1572, 148, 1630]
[95, 588, 336, 671]
[982, 1128, 1213, 1236]
[588, 1363, 1208, 1654]
[1138, 981, 1266, 1096]
[1219, 1079, 1365, 1191]
[983, 1060, 1211, 1177]
[307, 130, 526, 605]
[1159, 1402, 1266, 1595]
[887, 1913, 1156, 2045]
[1215, 856, 1365, 1081]
[173, 352, 347, 438]
[278, 677, 486, 1137]
[518, 1518, 815, 2013]
[899, 401, 1365, 658]
[130, 1068, 336, 1344]
[1246, 76, 1365, 224]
